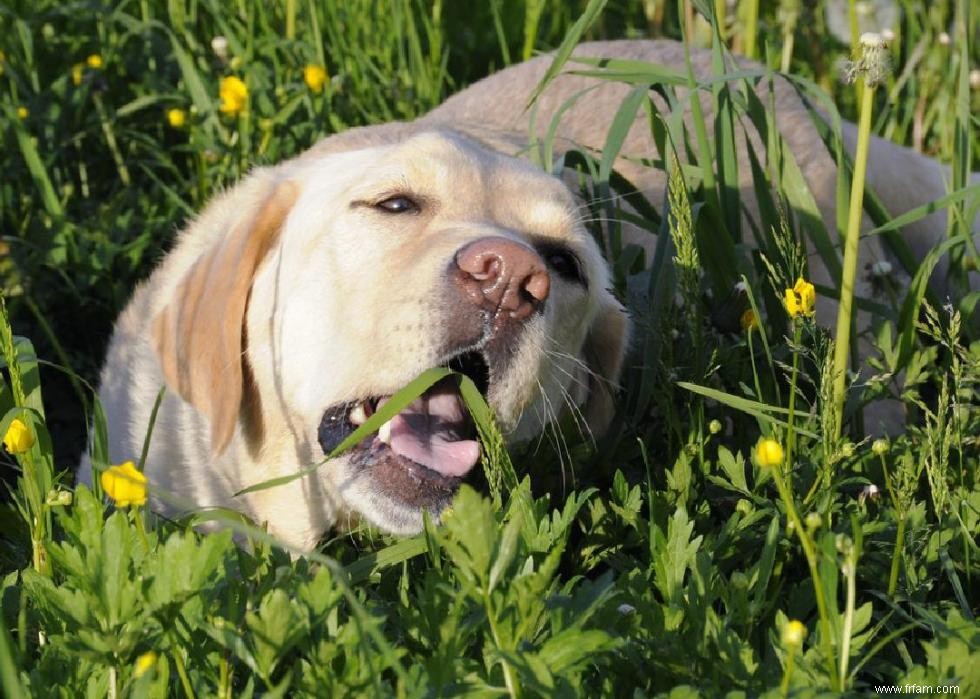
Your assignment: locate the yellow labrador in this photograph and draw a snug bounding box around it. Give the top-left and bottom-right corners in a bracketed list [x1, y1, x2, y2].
[78, 40, 965, 551]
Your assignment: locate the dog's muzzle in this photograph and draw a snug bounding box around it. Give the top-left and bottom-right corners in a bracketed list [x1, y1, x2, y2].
[316, 236, 551, 511]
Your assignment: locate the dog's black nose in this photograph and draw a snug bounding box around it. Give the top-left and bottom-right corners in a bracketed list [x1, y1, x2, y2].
[454, 236, 550, 319]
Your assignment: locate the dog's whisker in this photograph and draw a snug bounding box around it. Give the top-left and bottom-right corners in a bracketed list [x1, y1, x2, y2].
[543, 338, 609, 388]
[548, 361, 596, 444]
[543, 349, 592, 395]
[534, 377, 574, 495]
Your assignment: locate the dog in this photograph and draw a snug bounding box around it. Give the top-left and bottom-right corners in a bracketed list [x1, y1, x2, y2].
[78, 40, 967, 551]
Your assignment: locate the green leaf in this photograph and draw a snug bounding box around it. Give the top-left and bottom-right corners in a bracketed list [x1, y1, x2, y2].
[538, 629, 618, 674]
[488, 508, 523, 593]
[344, 536, 428, 584]
[246, 589, 310, 679]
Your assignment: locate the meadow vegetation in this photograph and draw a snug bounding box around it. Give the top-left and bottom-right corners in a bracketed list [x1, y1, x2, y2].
[1, 0, 978, 695]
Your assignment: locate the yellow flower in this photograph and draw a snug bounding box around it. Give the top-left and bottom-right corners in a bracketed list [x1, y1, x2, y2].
[755, 438, 784, 468]
[16, 106, 28, 120]
[3, 418, 35, 454]
[781, 619, 807, 649]
[86, 54, 103, 69]
[100, 460, 147, 507]
[740, 309, 759, 332]
[784, 277, 816, 318]
[166, 108, 187, 128]
[871, 438, 889, 456]
[71, 63, 85, 86]
[303, 64, 328, 93]
[133, 651, 157, 679]
[219, 75, 248, 116]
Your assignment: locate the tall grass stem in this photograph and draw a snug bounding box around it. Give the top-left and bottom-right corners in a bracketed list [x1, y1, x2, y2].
[831, 75, 876, 436]
[743, 0, 759, 59]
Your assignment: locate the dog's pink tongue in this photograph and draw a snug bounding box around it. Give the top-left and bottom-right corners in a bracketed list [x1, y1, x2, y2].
[387, 384, 480, 477]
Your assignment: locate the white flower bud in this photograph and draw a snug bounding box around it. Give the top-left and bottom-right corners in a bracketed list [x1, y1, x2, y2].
[211, 35, 229, 60]
[871, 260, 893, 277]
[859, 484, 880, 504]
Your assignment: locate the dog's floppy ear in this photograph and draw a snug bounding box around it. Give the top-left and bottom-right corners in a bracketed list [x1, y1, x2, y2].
[582, 294, 630, 436]
[152, 181, 298, 455]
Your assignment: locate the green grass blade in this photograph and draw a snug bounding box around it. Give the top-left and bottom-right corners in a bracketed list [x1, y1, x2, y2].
[677, 381, 818, 438]
[9, 111, 62, 220]
[236, 366, 454, 496]
[524, 0, 608, 109]
[864, 185, 980, 238]
[895, 235, 969, 367]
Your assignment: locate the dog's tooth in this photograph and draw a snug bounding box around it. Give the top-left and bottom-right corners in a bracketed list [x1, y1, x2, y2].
[349, 403, 368, 425]
[378, 420, 392, 444]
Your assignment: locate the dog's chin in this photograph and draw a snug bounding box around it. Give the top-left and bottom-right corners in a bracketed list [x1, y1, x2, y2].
[320, 418, 468, 535]
[317, 352, 492, 531]
[332, 457, 456, 536]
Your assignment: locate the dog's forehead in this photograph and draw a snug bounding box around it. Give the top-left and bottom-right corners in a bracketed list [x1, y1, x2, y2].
[290, 129, 587, 247]
[399, 131, 581, 231]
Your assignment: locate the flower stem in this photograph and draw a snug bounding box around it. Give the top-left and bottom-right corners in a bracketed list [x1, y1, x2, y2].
[743, 0, 760, 59]
[771, 469, 840, 690]
[780, 651, 795, 697]
[780, 30, 795, 73]
[93, 93, 132, 186]
[839, 547, 857, 687]
[888, 514, 906, 597]
[785, 322, 802, 472]
[285, 0, 296, 40]
[173, 649, 196, 699]
[831, 76, 876, 437]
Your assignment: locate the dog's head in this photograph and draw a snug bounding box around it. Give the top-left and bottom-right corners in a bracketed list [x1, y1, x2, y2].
[152, 129, 629, 535]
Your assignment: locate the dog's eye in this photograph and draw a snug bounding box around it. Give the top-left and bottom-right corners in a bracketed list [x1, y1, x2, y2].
[374, 196, 419, 214]
[542, 246, 585, 285]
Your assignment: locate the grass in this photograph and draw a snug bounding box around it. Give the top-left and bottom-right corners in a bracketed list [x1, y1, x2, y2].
[1, 0, 979, 695]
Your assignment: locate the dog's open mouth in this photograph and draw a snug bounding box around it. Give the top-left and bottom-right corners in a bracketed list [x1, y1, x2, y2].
[318, 351, 491, 508]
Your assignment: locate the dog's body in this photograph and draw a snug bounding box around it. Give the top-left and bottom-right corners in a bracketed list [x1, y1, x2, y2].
[79, 40, 965, 551]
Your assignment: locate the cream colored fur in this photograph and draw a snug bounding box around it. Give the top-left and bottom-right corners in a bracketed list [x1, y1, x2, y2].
[79, 40, 972, 551]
